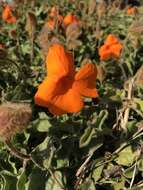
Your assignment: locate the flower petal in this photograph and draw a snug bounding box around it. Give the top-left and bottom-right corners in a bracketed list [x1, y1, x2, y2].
[35, 75, 83, 115]
[2, 5, 16, 24]
[74, 64, 98, 97]
[105, 34, 119, 45]
[48, 87, 84, 115]
[110, 43, 123, 58]
[64, 13, 79, 27]
[98, 44, 112, 61]
[34, 76, 59, 108]
[46, 44, 75, 78]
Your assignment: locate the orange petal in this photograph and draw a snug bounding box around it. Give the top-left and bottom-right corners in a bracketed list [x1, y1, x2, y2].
[46, 43, 75, 78]
[57, 15, 63, 25]
[110, 43, 123, 58]
[74, 64, 98, 97]
[48, 87, 84, 115]
[35, 75, 83, 115]
[48, 76, 83, 115]
[47, 15, 63, 30]
[127, 7, 137, 14]
[64, 13, 79, 27]
[2, 5, 11, 20]
[34, 76, 59, 108]
[2, 5, 16, 24]
[105, 34, 119, 45]
[7, 16, 16, 24]
[98, 44, 112, 61]
[47, 20, 55, 30]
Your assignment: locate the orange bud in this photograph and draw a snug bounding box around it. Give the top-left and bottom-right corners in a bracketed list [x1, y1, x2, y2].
[64, 13, 79, 27]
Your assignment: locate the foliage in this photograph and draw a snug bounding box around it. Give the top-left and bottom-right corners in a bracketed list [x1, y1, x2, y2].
[0, 0, 143, 190]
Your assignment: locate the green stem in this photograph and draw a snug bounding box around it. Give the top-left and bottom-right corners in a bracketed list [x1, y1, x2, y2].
[5, 139, 30, 160]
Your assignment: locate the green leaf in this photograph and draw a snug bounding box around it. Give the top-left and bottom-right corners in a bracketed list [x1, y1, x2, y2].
[94, 110, 108, 130]
[0, 170, 17, 190]
[45, 171, 66, 190]
[27, 167, 48, 190]
[115, 145, 137, 166]
[8, 156, 17, 174]
[79, 179, 96, 190]
[112, 176, 125, 190]
[92, 164, 104, 182]
[134, 98, 143, 112]
[79, 110, 108, 148]
[137, 159, 143, 172]
[31, 137, 55, 169]
[17, 169, 27, 190]
[124, 165, 136, 178]
[27, 166, 65, 190]
[56, 159, 69, 169]
[79, 126, 95, 148]
[21, 43, 31, 55]
[34, 112, 52, 132]
[123, 187, 143, 190]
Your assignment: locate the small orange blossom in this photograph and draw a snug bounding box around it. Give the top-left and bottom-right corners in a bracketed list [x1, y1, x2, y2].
[47, 6, 63, 30]
[99, 34, 123, 61]
[64, 13, 79, 27]
[2, 4, 16, 24]
[47, 15, 63, 30]
[127, 7, 138, 15]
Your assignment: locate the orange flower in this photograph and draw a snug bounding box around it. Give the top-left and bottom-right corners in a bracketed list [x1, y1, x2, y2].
[47, 15, 63, 30]
[34, 44, 98, 115]
[127, 7, 138, 15]
[64, 13, 79, 27]
[47, 6, 63, 30]
[99, 34, 123, 61]
[2, 4, 16, 24]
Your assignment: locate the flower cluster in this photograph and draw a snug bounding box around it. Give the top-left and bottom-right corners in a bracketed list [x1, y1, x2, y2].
[99, 34, 123, 61]
[47, 7, 79, 30]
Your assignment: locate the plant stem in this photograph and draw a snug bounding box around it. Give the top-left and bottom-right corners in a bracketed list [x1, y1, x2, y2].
[5, 139, 30, 160]
[121, 78, 134, 130]
[130, 162, 137, 188]
[76, 154, 92, 177]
